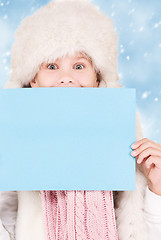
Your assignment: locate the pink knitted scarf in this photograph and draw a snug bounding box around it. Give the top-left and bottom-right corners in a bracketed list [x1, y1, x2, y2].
[41, 190, 118, 240]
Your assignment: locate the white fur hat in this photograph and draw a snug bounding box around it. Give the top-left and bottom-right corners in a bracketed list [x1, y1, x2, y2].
[5, 0, 122, 88]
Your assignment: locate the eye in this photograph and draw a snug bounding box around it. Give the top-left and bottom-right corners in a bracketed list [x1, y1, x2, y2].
[47, 64, 58, 70]
[74, 64, 84, 70]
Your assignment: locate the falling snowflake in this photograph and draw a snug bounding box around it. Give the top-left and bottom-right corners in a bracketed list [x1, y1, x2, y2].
[118, 73, 123, 80]
[120, 45, 124, 53]
[5, 51, 10, 56]
[139, 27, 144, 32]
[3, 15, 8, 20]
[154, 21, 161, 28]
[4, 66, 8, 71]
[141, 91, 151, 99]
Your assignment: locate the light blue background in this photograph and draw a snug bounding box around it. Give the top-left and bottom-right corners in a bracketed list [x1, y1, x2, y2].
[0, 0, 160, 144]
[0, 88, 135, 191]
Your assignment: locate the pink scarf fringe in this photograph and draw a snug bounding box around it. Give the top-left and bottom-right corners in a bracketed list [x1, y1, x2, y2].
[41, 190, 118, 240]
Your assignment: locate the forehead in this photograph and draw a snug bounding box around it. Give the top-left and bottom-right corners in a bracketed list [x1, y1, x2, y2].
[40, 52, 92, 68]
[73, 52, 88, 59]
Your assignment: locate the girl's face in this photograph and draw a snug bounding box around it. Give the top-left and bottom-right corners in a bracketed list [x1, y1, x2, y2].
[30, 52, 99, 88]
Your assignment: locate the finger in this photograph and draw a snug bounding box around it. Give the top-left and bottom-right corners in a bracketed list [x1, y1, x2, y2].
[145, 156, 161, 169]
[131, 138, 161, 150]
[137, 147, 161, 164]
[131, 138, 149, 149]
[141, 157, 153, 176]
[131, 141, 161, 157]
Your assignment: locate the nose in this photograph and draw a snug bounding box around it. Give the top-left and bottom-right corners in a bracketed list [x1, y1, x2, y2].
[58, 76, 74, 86]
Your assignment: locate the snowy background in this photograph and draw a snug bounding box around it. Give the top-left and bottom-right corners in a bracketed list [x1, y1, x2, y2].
[0, 0, 161, 143]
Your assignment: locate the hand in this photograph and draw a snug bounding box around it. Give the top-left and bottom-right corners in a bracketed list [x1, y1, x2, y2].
[131, 138, 161, 196]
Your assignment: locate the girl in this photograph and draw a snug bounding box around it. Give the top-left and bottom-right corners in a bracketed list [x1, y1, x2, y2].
[1, 0, 161, 239]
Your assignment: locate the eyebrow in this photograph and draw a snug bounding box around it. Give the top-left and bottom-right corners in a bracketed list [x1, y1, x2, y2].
[75, 56, 90, 62]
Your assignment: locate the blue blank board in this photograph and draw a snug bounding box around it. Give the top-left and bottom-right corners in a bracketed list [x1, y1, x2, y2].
[0, 88, 136, 191]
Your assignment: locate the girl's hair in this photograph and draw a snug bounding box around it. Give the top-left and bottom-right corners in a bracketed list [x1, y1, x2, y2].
[81, 51, 102, 86]
[23, 83, 31, 88]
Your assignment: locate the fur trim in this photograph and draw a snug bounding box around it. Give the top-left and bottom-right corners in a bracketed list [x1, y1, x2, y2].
[5, 0, 120, 88]
[16, 191, 47, 240]
[114, 112, 148, 240]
